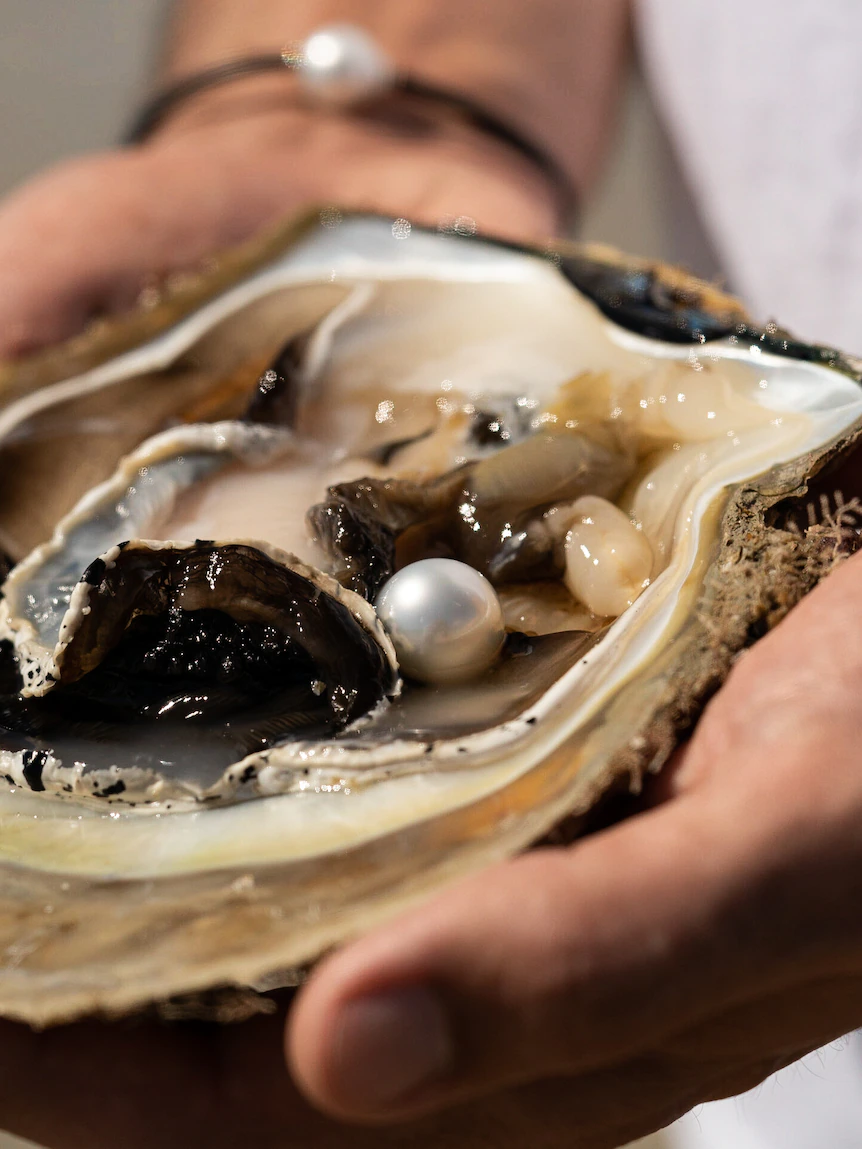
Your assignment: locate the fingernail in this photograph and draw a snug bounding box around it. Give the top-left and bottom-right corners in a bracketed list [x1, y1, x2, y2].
[330, 985, 454, 1110]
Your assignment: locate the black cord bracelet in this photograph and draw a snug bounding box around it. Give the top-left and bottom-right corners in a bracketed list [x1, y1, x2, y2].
[124, 55, 297, 146]
[123, 25, 577, 223]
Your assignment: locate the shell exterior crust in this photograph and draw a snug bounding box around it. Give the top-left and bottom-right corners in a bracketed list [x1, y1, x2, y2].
[0, 214, 859, 1024]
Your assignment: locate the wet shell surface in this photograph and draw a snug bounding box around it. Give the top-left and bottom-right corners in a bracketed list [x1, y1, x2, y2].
[0, 213, 860, 1025]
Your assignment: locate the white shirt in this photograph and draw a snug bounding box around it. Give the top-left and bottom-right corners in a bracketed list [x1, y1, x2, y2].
[636, 6, 862, 1146]
[637, 0, 862, 353]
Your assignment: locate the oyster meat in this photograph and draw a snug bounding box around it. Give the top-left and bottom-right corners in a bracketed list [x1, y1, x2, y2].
[0, 213, 858, 1024]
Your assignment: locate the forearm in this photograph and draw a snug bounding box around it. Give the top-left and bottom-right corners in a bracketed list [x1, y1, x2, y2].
[0, 0, 628, 359]
[162, 0, 630, 195]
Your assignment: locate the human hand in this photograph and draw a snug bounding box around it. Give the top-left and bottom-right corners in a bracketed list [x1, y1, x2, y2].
[7, 11, 856, 1140]
[7, 515, 859, 1149]
[284, 544, 862, 1146]
[0, 91, 558, 361]
[0, 1000, 603, 1149]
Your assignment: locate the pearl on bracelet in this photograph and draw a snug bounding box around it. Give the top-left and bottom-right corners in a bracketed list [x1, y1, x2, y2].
[298, 25, 397, 107]
[375, 559, 506, 685]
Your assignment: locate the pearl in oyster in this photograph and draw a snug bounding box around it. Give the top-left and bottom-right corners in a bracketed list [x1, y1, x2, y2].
[375, 559, 506, 685]
[298, 25, 397, 107]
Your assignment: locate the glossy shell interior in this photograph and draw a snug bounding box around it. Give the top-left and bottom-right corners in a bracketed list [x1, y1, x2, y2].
[0, 214, 859, 1024]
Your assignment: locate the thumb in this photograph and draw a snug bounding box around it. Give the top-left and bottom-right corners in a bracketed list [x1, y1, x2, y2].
[286, 789, 775, 1124]
[0, 153, 155, 358]
[0, 142, 253, 360]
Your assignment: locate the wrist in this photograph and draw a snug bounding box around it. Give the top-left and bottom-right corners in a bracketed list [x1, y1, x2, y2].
[142, 84, 561, 243]
[162, 0, 629, 198]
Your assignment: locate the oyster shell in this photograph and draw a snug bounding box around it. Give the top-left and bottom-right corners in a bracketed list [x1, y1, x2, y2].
[0, 213, 859, 1025]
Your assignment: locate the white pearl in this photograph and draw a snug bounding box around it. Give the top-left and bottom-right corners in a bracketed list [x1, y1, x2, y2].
[298, 25, 396, 107]
[375, 559, 506, 685]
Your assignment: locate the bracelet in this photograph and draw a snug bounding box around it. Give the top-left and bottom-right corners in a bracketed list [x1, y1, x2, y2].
[123, 24, 577, 222]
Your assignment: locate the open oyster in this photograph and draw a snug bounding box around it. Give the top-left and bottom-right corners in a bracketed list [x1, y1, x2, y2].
[0, 212, 859, 1025]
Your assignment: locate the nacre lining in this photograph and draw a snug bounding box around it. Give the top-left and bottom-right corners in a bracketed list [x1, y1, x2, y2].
[0, 218, 857, 886]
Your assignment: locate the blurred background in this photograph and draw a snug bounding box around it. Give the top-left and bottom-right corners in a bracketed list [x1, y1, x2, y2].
[0, 3, 857, 1149]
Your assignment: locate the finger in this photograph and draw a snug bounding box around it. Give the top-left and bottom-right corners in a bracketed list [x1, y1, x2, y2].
[670, 548, 862, 798]
[0, 154, 153, 356]
[0, 142, 262, 360]
[287, 787, 809, 1124]
[0, 1008, 709, 1149]
[0, 1015, 223, 1149]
